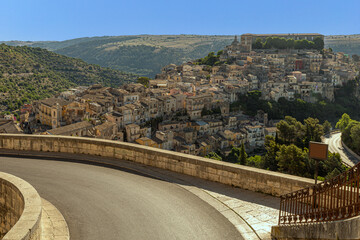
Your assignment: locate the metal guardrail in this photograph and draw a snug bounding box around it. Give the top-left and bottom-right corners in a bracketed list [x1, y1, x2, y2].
[278, 162, 360, 225]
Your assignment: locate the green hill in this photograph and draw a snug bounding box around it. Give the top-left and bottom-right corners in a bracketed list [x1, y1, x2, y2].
[2, 35, 234, 77]
[53, 35, 234, 77]
[0, 44, 137, 111]
[2, 34, 359, 78]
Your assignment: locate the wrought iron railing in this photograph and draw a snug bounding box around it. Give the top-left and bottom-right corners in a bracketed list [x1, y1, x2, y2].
[279, 163, 360, 225]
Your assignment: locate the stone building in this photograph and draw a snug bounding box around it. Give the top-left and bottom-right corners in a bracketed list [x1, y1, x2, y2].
[94, 122, 117, 140]
[36, 98, 69, 129]
[125, 124, 140, 143]
[45, 121, 93, 137]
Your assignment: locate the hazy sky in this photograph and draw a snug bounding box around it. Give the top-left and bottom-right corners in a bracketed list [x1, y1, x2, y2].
[1, 0, 359, 41]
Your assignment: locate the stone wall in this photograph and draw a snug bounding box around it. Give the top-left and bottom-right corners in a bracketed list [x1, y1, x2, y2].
[342, 140, 360, 162]
[0, 175, 24, 238]
[0, 134, 315, 197]
[0, 172, 42, 240]
[271, 216, 360, 240]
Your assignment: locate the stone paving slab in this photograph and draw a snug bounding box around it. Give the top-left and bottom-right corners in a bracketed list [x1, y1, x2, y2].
[41, 198, 70, 240]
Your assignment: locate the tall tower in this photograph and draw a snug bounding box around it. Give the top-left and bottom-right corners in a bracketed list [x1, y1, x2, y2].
[232, 35, 239, 44]
[240, 34, 253, 52]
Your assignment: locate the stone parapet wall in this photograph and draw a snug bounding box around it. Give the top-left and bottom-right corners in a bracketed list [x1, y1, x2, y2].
[0, 134, 315, 197]
[341, 140, 360, 162]
[0, 175, 24, 238]
[0, 172, 42, 240]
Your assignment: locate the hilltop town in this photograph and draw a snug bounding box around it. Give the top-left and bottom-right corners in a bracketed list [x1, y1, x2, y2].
[2, 33, 359, 158]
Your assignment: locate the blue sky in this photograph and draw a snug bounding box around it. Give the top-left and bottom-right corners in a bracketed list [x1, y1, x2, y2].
[1, 0, 359, 41]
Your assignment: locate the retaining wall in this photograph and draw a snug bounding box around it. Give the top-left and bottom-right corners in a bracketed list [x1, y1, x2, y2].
[0, 134, 315, 197]
[271, 216, 360, 240]
[0, 172, 42, 240]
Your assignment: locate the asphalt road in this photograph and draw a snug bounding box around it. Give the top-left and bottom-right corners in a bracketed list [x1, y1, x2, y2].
[0, 156, 241, 240]
[324, 132, 359, 167]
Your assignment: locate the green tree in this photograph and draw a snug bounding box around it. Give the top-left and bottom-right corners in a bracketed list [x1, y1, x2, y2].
[277, 144, 307, 175]
[314, 37, 324, 51]
[253, 38, 263, 49]
[263, 40, 272, 49]
[350, 124, 360, 153]
[319, 152, 346, 180]
[336, 113, 351, 131]
[263, 135, 279, 171]
[239, 143, 247, 165]
[205, 152, 222, 161]
[323, 120, 332, 134]
[325, 168, 342, 180]
[137, 76, 150, 88]
[227, 147, 241, 163]
[303, 117, 324, 145]
[342, 120, 359, 147]
[276, 120, 292, 143]
[246, 155, 263, 168]
[286, 39, 295, 49]
[196, 52, 221, 66]
[276, 116, 304, 145]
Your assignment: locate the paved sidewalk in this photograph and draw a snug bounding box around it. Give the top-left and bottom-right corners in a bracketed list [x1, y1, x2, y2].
[41, 198, 70, 240]
[199, 184, 278, 240]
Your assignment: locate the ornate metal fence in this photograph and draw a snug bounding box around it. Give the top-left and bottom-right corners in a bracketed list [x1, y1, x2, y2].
[278, 164, 360, 225]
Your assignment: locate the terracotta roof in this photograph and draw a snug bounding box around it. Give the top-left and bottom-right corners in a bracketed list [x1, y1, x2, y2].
[47, 121, 93, 135]
[39, 98, 69, 107]
[0, 120, 22, 133]
[95, 122, 116, 132]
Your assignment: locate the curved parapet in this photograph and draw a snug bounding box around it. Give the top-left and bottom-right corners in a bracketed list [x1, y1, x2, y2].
[0, 172, 42, 240]
[0, 134, 314, 197]
[342, 140, 360, 162]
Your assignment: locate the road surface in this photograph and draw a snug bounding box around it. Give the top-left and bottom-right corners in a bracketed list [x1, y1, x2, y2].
[323, 132, 359, 167]
[0, 156, 242, 240]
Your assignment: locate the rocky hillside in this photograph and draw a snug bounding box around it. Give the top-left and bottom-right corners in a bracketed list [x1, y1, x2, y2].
[0, 44, 137, 111]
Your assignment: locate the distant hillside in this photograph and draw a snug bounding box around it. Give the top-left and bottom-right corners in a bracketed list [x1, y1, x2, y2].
[2, 35, 234, 77]
[2, 34, 359, 78]
[0, 44, 137, 111]
[325, 34, 360, 56]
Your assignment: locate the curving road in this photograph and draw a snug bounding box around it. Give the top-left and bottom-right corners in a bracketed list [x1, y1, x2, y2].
[323, 132, 359, 167]
[0, 156, 241, 240]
